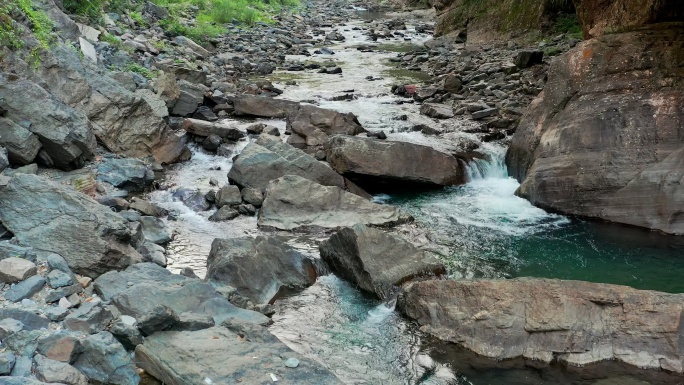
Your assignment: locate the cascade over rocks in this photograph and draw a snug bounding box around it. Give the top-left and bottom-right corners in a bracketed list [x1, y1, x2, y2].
[320, 224, 445, 299]
[0, 174, 142, 277]
[326, 135, 465, 190]
[399, 278, 684, 373]
[506, 25, 684, 234]
[206, 236, 318, 305]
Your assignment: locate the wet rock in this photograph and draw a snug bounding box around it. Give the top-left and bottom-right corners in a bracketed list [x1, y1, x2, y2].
[441, 74, 462, 93]
[173, 189, 211, 212]
[258, 175, 412, 231]
[472, 107, 498, 120]
[320, 224, 445, 299]
[95, 263, 270, 326]
[96, 157, 154, 192]
[233, 95, 300, 118]
[216, 185, 242, 207]
[202, 134, 222, 152]
[130, 197, 167, 217]
[135, 326, 343, 385]
[237, 204, 256, 216]
[0, 257, 37, 283]
[228, 134, 345, 192]
[326, 135, 465, 190]
[193, 105, 218, 121]
[181, 118, 246, 141]
[420, 103, 454, 119]
[73, 331, 140, 385]
[287, 104, 366, 146]
[5, 275, 46, 302]
[207, 236, 318, 305]
[209, 206, 240, 221]
[514, 50, 544, 68]
[0, 174, 142, 277]
[137, 242, 167, 267]
[241, 187, 264, 207]
[35, 354, 88, 385]
[400, 278, 684, 372]
[0, 117, 42, 165]
[139, 216, 172, 245]
[0, 75, 95, 169]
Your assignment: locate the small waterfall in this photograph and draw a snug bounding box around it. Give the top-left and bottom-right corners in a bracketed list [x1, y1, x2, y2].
[463, 144, 508, 181]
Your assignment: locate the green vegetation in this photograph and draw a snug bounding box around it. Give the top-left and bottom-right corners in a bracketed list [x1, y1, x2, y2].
[62, 0, 105, 22]
[122, 63, 159, 79]
[553, 14, 582, 38]
[129, 11, 148, 26]
[0, 0, 54, 63]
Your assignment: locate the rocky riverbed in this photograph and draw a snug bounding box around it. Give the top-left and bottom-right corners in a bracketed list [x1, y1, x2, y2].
[1, 0, 683, 384]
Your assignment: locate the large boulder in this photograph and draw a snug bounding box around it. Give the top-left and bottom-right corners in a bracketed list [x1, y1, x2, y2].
[0, 174, 142, 277]
[181, 118, 245, 141]
[258, 175, 412, 231]
[506, 26, 684, 234]
[287, 105, 366, 146]
[0, 117, 42, 166]
[135, 325, 343, 385]
[320, 224, 445, 299]
[399, 278, 684, 373]
[94, 263, 270, 327]
[0, 75, 95, 170]
[573, 0, 683, 38]
[206, 236, 318, 305]
[31, 45, 187, 163]
[228, 135, 345, 192]
[232, 95, 300, 118]
[96, 157, 154, 192]
[326, 135, 465, 190]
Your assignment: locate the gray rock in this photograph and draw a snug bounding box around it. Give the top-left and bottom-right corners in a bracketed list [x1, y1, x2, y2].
[0, 319, 24, 340]
[173, 189, 211, 211]
[173, 35, 210, 58]
[134, 326, 343, 385]
[515, 50, 543, 68]
[97, 157, 154, 192]
[0, 117, 41, 165]
[37, 331, 83, 363]
[139, 216, 172, 244]
[232, 95, 300, 118]
[285, 357, 300, 368]
[0, 309, 49, 330]
[258, 175, 412, 231]
[0, 257, 37, 283]
[129, 197, 167, 217]
[326, 135, 465, 190]
[209, 206, 239, 221]
[172, 312, 215, 331]
[35, 354, 88, 385]
[8, 356, 32, 377]
[181, 118, 245, 141]
[64, 302, 113, 334]
[137, 304, 180, 336]
[46, 283, 83, 303]
[420, 103, 454, 119]
[320, 224, 445, 299]
[0, 352, 15, 375]
[110, 316, 143, 350]
[441, 74, 462, 93]
[228, 134, 345, 192]
[202, 134, 222, 152]
[74, 331, 140, 385]
[0, 174, 142, 277]
[241, 187, 264, 207]
[472, 107, 498, 119]
[137, 242, 167, 267]
[207, 236, 318, 305]
[3, 329, 42, 356]
[171, 80, 205, 116]
[237, 203, 256, 216]
[44, 306, 70, 321]
[287, 104, 366, 146]
[0, 75, 95, 169]
[0, 243, 37, 262]
[5, 275, 46, 302]
[48, 269, 75, 288]
[215, 184, 242, 207]
[0, 146, 7, 172]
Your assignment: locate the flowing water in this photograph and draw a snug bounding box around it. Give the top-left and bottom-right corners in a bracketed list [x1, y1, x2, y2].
[147, 9, 684, 385]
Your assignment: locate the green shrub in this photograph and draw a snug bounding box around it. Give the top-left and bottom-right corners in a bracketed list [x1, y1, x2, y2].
[0, 0, 54, 52]
[553, 14, 582, 38]
[62, 0, 105, 22]
[121, 63, 159, 79]
[129, 11, 148, 26]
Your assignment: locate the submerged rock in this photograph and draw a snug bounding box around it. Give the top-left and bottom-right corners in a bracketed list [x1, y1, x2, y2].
[320, 224, 445, 299]
[399, 278, 684, 372]
[207, 236, 318, 305]
[258, 175, 412, 231]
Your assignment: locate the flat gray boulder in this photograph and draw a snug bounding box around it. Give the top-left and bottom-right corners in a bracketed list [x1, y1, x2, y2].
[0, 174, 142, 277]
[320, 224, 445, 299]
[206, 236, 318, 305]
[135, 325, 343, 385]
[258, 175, 412, 231]
[326, 135, 465, 189]
[228, 134, 345, 192]
[232, 95, 300, 118]
[287, 105, 366, 146]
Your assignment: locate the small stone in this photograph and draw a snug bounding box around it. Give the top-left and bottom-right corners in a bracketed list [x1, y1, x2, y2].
[137, 304, 179, 336]
[5, 275, 46, 302]
[209, 206, 239, 222]
[45, 283, 82, 303]
[73, 332, 140, 385]
[209, 177, 219, 186]
[284, 357, 300, 368]
[0, 319, 24, 340]
[64, 302, 113, 334]
[216, 185, 242, 207]
[48, 269, 75, 288]
[0, 257, 37, 283]
[44, 306, 70, 322]
[59, 297, 73, 308]
[78, 276, 92, 288]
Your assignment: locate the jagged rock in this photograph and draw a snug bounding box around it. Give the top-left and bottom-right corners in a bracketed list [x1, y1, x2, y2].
[574, 0, 683, 38]
[207, 236, 318, 305]
[73, 331, 140, 385]
[44, 305, 70, 321]
[5, 275, 46, 302]
[35, 354, 88, 385]
[130, 197, 167, 217]
[286, 104, 366, 146]
[215, 185, 242, 207]
[320, 224, 445, 299]
[139, 216, 172, 245]
[0, 352, 15, 375]
[326, 135, 465, 191]
[135, 326, 343, 385]
[174, 35, 210, 58]
[258, 175, 412, 231]
[241, 187, 264, 207]
[137, 304, 180, 336]
[137, 242, 167, 267]
[181, 118, 245, 141]
[420, 103, 454, 119]
[97, 157, 154, 192]
[0, 75, 95, 169]
[506, 26, 684, 234]
[399, 278, 684, 373]
[232, 95, 300, 118]
[45, 283, 83, 303]
[0, 174, 142, 277]
[0, 309, 50, 330]
[201, 134, 222, 152]
[0, 117, 42, 165]
[0, 257, 37, 283]
[64, 302, 113, 334]
[47, 269, 73, 288]
[228, 134, 345, 192]
[0, 147, 7, 172]
[209, 206, 239, 221]
[171, 80, 205, 116]
[37, 331, 83, 363]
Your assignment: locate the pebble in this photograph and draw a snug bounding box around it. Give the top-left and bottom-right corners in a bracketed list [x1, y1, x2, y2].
[284, 357, 300, 368]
